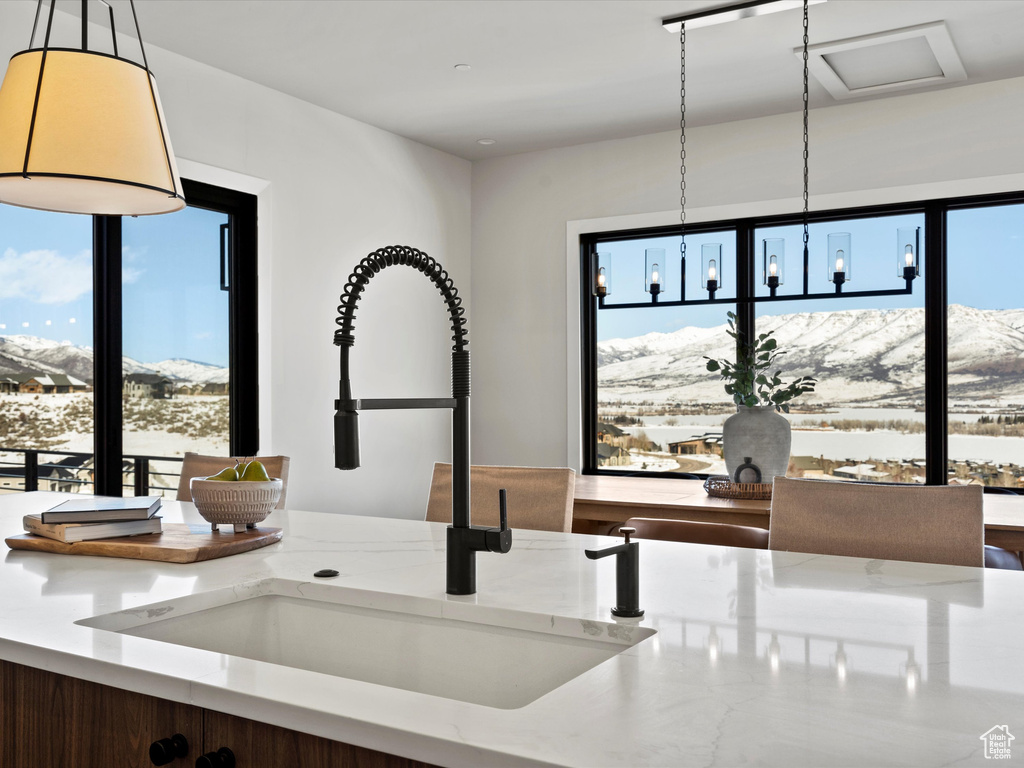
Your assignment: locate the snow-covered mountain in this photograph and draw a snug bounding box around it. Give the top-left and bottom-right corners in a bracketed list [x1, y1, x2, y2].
[145, 359, 230, 385]
[0, 336, 96, 382]
[598, 305, 1024, 406]
[0, 335, 228, 386]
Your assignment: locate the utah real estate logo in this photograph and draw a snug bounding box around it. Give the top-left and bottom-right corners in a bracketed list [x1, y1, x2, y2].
[980, 725, 1015, 759]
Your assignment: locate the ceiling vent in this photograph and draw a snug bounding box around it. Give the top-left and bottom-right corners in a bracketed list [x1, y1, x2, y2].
[799, 21, 966, 100]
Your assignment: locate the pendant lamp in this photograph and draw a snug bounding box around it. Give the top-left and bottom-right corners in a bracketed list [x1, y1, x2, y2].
[0, 0, 185, 215]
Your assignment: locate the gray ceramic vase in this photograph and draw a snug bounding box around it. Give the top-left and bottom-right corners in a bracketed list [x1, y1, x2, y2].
[722, 405, 792, 483]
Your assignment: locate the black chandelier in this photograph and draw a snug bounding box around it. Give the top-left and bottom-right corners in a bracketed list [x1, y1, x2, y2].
[593, 0, 919, 311]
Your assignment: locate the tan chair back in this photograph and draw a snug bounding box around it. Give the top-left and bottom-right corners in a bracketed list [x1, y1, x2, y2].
[425, 463, 575, 533]
[176, 452, 291, 510]
[625, 517, 769, 550]
[769, 476, 983, 567]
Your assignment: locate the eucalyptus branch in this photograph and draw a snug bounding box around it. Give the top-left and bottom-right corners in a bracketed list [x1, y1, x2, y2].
[703, 312, 816, 412]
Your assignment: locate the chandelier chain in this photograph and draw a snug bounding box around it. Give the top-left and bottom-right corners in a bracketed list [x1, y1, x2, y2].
[802, 0, 809, 248]
[679, 22, 686, 262]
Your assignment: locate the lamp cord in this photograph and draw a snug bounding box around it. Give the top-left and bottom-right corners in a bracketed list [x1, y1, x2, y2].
[29, 0, 42, 47]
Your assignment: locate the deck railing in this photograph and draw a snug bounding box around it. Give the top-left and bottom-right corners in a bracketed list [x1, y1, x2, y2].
[0, 447, 185, 497]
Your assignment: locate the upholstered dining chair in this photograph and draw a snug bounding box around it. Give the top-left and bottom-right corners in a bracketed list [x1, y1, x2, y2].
[624, 517, 769, 550]
[769, 476, 984, 567]
[425, 463, 575, 533]
[176, 452, 291, 509]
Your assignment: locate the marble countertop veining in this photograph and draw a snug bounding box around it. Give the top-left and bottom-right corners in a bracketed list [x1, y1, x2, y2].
[1, 492, 1021, 767]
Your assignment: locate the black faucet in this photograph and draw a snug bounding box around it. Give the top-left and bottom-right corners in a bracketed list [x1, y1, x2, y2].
[333, 245, 512, 595]
[585, 527, 644, 618]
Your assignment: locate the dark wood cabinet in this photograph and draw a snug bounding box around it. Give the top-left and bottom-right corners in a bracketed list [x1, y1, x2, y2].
[1, 661, 434, 768]
[1, 660, 200, 768]
[204, 709, 430, 768]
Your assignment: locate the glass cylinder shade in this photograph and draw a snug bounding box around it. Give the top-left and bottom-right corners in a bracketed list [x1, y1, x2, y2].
[645, 248, 664, 294]
[898, 227, 920, 278]
[594, 252, 612, 297]
[827, 233, 851, 282]
[0, 49, 185, 215]
[701, 243, 722, 290]
[762, 238, 784, 287]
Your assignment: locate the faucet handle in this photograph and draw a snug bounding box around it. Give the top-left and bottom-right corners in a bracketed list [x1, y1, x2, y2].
[620, 526, 635, 544]
[484, 488, 513, 553]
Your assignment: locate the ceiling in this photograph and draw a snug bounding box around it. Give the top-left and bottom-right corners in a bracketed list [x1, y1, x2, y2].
[74, 1, 1024, 160]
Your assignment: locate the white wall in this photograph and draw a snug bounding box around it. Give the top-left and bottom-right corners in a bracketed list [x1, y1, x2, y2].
[469, 76, 1024, 470]
[0, 2, 472, 518]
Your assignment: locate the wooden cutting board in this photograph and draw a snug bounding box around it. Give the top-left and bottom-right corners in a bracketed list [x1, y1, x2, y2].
[4, 524, 282, 564]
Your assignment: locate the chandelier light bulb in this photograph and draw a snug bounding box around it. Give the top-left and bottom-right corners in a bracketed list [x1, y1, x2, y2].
[905, 245, 914, 267]
[835, 252, 844, 273]
[708, 260, 717, 281]
[769, 255, 778, 276]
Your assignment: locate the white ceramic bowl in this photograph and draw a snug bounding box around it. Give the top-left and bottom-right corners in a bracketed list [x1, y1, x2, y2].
[190, 477, 283, 527]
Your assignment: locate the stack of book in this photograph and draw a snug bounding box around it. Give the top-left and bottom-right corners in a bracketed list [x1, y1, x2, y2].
[23, 496, 163, 543]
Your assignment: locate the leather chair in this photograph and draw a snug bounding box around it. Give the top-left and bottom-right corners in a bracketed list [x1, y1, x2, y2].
[985, 545, 1024, 571]
[176, 452, 291, 509]
[976, 488, 1024, 569]
[425, 463, 575, 533]
[624, 517, 769, 549]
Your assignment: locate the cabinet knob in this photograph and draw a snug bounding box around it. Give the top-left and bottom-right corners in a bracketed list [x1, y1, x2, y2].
[150, 733, 189, 765]
[196, 747, 235, 768]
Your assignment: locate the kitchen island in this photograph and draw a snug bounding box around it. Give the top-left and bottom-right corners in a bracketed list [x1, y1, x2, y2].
[1, 492, 1021, 767]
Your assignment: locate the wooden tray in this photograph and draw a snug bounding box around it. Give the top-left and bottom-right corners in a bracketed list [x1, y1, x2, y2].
[4, 524, 282, 564]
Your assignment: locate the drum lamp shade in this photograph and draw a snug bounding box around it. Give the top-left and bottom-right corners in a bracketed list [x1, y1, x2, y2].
[0, 48, 185, 215]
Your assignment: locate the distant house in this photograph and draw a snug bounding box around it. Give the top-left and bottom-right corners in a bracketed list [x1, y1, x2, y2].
[0, 376, 19, 393]
[597, 442, 629, 467]
[48, 373, 90, 393]
[123, 373, 175, 399]
[200, 381, 229, 395]
[597, 422, 626, 442]
[39, 454, 92, 493]
[790, 455, 824, 473]
[833, 464, 890, 481]
[668, 433, 723, 457]
[9, 372, 89, 394]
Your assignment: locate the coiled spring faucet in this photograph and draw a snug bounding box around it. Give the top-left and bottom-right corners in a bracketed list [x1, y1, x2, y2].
[333, 245, 512, 595]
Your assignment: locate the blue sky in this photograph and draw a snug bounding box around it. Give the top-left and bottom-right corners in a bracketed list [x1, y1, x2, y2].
[597, 205, 1023, 341]
[0, 203, 230, 367]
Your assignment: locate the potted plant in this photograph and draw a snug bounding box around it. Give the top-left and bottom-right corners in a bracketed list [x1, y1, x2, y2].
[704, 312, 816, 484]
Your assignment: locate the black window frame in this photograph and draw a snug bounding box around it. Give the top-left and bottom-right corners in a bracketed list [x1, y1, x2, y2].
[580, 189, 1024, 490]
[91, 178, 259, 495]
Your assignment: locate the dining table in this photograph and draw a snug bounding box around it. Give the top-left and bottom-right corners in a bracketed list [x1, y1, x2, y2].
[572, 475, 1024, 557]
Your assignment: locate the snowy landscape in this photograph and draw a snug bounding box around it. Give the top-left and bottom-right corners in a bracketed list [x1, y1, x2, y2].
[0, 334, 229, 494]
[598, 306, 1024, 484]
[599, 305, 1024, 408]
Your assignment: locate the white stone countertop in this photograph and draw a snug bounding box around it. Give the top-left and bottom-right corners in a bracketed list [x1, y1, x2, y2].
[1, 492, 1022, 767]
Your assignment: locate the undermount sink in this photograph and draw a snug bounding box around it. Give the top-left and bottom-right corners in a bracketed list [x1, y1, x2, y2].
[77, 579, 655, 709]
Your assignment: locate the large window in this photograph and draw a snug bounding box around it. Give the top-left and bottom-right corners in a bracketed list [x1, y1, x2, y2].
[582, 193, 1024, 490]
[0, 179, 257, 496]
[0, 207, 94, 494]
[947, 203, 1024, 488]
